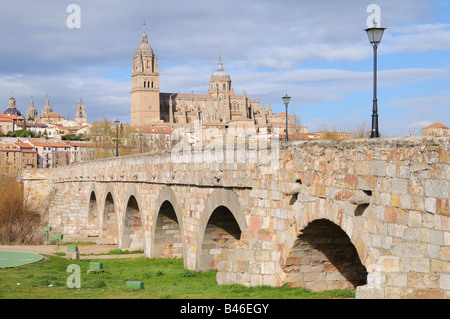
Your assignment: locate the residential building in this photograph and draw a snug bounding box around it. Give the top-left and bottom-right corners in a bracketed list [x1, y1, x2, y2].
[0, 117, 14, 135]
[28, 141, 70, 168]
[0, 143, 22, 175]
[15, 142, 38, 169]
[422, 122, 449, 137]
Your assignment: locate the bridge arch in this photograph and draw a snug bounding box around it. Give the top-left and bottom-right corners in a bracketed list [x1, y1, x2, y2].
[151, 186, 186, 266]
[281, 200, 371, 291]
[87, 184, 99, 237]
[282, 218, 368, 291]
[100, 184, 118, 245]
[196, 189, 246, 271]
[122, 185, 144, 251]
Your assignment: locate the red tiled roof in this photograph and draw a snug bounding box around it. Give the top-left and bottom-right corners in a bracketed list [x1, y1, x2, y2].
[274, 112, 293, 118]
[424, 122, 448, 129]
[68, 142, 96, 147]
[42, 112, 64, 118]
[0, 114, 22, 120]
[15, 142, 34, 149]
[28, 141, 68, 148]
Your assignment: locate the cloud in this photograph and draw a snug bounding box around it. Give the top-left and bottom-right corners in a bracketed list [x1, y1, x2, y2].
[383, 23, 450, 53]
[0, 0, 449, 137]
[409, 120, 433, 129]
[390, 91, 450, 109]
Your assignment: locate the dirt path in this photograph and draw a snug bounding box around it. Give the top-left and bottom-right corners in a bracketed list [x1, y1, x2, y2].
[0, 244, 144, 259]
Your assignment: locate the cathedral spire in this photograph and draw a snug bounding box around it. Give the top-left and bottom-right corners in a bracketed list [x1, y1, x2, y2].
[141, 22, 148, 44]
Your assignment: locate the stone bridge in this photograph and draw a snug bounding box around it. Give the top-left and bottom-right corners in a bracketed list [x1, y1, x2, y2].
[21, 136, 450, 298]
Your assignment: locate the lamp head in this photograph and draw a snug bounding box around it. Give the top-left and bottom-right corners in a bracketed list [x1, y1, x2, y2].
[282, 94, 291, 106]
[365, 24, 386, 44]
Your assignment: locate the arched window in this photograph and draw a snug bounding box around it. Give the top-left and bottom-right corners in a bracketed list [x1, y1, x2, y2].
[223, 84, 226, 90]
[144, 81, 146, 88]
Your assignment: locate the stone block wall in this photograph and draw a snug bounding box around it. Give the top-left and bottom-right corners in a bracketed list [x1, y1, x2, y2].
[20, 136, 450, 298]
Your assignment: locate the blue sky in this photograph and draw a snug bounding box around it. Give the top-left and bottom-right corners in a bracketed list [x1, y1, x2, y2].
[0, 0, 449, 136]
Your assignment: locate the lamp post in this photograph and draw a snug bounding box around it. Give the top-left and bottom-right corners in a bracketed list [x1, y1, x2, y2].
[282, 94, 291, 141]
[365, 22, 386, 138]
[114, 119, 120, 157]
[139, 133, 143, 153]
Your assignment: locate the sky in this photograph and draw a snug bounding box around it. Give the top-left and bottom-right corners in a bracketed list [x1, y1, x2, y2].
[0, 0, 450, 137]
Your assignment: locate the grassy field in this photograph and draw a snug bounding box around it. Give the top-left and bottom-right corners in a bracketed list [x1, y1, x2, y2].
[0, 254, 355, 299]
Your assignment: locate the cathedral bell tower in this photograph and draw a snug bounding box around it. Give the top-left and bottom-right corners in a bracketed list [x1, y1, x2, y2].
[130, 23, 161, 126]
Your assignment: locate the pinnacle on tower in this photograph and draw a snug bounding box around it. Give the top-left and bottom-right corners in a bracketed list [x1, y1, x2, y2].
[141, 22, 148, 44]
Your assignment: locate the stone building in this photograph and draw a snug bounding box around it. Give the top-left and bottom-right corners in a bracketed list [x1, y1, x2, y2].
[15, 142, 38, 169]
[0, 143, 22, 175]
[0, 117, 14, 135]
[130, 25, 306, 136]
[0, 142, 37, 175]
[74, 99, 88, 124]
[27, 141, 70, 168]
[422, 122, 449, 137]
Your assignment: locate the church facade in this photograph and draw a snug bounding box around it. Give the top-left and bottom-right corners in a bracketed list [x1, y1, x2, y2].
[130, 25, 303, 136]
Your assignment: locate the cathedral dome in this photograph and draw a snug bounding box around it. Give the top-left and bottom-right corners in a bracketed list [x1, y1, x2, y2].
[3, 107, 22, 116]
[3, 95, 22, 116]
[211, 58, 230, 81]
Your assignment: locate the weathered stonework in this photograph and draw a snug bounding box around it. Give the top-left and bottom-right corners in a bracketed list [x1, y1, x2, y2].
[21, 136, 450, 299]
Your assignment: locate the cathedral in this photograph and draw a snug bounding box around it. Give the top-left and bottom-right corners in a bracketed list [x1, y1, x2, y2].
[130, 25, 302, 136]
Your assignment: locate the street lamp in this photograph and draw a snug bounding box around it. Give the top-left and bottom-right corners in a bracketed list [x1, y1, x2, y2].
[114, 119, 120, 157]
[282, 94, 291, 141]
[139, 133, 143, 153]
[365, 22, 386, 138]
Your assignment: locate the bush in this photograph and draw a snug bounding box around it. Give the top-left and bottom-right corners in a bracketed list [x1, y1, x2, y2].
[0, 176, 41, 244]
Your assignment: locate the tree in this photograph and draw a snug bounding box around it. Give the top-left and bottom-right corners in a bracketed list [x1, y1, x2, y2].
[0, 177, 41, 244]
[353, 122, 368, 138]
[14, 128, 31, 138]
[291, 109, 302, 125]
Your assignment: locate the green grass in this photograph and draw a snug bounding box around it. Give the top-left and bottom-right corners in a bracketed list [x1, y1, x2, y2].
[58, 242, 97, 246]
[0, 255, 355, 299]
[104, 248, 144, 255]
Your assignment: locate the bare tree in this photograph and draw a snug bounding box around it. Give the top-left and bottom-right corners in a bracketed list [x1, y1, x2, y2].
[0, 176, 41, 244]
